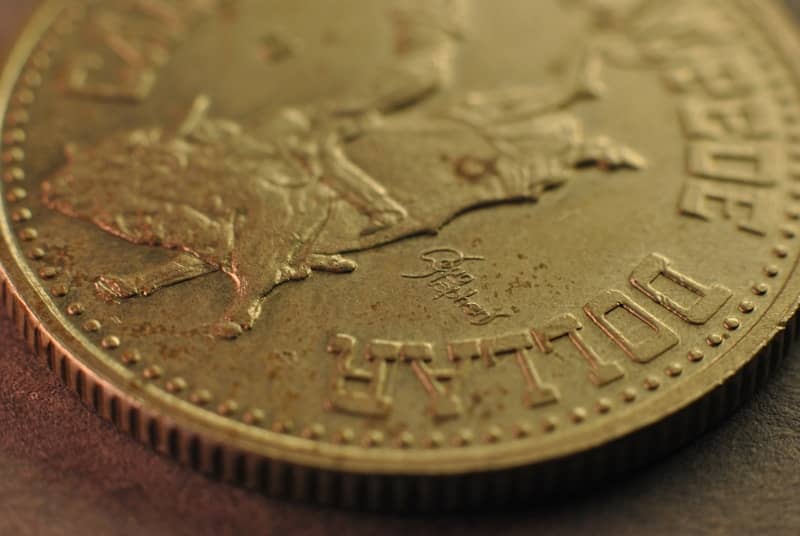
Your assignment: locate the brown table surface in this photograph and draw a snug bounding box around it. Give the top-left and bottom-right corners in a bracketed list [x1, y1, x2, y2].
[2, 2, 800, 534]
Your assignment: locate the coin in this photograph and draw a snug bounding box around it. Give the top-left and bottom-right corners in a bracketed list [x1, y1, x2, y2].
[1, 0, 799, 510]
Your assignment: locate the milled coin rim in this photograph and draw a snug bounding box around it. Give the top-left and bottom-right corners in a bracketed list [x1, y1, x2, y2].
[1, 0, 799, 482]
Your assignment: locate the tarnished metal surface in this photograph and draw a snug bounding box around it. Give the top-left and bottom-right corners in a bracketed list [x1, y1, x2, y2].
[2, 0, 800, 513]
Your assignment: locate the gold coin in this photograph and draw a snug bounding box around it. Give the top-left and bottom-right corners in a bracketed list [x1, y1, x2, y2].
[1, 0, 799, 510]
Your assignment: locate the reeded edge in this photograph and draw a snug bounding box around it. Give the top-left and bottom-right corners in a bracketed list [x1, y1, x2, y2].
[0, 0, 798, 510]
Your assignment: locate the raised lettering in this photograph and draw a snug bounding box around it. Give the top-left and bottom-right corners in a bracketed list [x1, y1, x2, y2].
[484, 332, 558, 407]
[327, 335, 462, 419]
[630, 253, 731, 324]
[584, 290, 679, 363]
[534, 313, 624, 387]
[688, 141, 782, 186]
[679, 179, 768, 235]
[400, 342, 462, 419]
[327, 334, 394, 417]
[668, 52, 754, 98]
[680, 96, 778, 140]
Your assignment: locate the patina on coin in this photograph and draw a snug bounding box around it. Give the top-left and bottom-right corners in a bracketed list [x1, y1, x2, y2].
[2, 0, 800, 510]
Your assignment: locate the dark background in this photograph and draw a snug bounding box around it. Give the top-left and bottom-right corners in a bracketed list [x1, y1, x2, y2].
[1, 2, 800, 534]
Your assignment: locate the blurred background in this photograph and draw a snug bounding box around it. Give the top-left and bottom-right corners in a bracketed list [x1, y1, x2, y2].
[0, 1, 799, 535]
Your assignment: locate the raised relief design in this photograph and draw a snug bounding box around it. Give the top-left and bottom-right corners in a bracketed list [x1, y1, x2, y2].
[679, 181, 768, 236]
[43, 1, 646, 338]
[483, 331, 559, 408]
[67, 0, 218, 102]
[575, 1, 782, 234]
[327, 334, 461, 419]
[327, 334, 393, 417]
[327, 331, 560, 419]
[629, 253, 731, 325]
[584, 289, 680, 364]
[533, 313, 624, 387]
[327, 252, 733, 419]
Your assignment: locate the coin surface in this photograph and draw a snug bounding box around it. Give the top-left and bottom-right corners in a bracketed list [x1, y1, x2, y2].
[2, 0, 800, 510]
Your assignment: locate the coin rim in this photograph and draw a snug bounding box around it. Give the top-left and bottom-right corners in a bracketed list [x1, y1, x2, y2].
[1, 0, 799, 478]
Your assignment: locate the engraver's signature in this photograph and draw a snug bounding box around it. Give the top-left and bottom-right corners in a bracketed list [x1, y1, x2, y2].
[402, 247, 511, 326]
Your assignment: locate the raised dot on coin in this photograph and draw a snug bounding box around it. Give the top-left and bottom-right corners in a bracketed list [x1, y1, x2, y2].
[666, 363, 683, 377]
[764, 265, 779, 277]
[271, 419, 293, 434]
[6, 187, 27, 202]
[66, 302, 84, 316]
[453, 429, 473, 446]
[622, 387, 637, 403]
[485, 426, 503, 443]
[50, 284, 69, 298]
[3, 128, 25, 144]
[644, 376, 661, 391]
[752, 283, 769, 295]
[11, 208, 32, 222]
[774, 245, 789, 258]
[23, 71, 42, 87]
[688, 349, 705, 363]
[165, 377, 187, 393]
[364, 430, 385, 447]
[707, 333, 723, 347]
[571, 407, 588, 423]
[120, 350, 141, 365]
[189, 389, 212, 405]
[38, 266, 59, 279]
[335, 428, 355, 445]
[19, 227, 37, 241]
[3, 147, 24, 163]
[101, 335, 120, 349]
[143, 365, 163, 380]
[14, 90, 34, 105]
[28, 247, 45, 260]
[427, 432, 445, 448]
[242, 408, 264, 425]
[397, 431, 415, 448]
[543, 416, 558, 432]
[8, 109, 30, 125]
[83, 319, 101, 332]
[217, 400, 239, 416]
[514, 422, 533, 438]
[724, 317, 741, 330]
[781, 226, 797, 239]
[3, 167, 24, 182]
[302, 423, 325, 439]
[596, 398, 612, 414]
[739, 301, 755, 314]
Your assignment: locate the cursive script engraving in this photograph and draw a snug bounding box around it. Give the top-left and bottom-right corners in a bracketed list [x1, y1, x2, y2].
[402, 248, 510, 326]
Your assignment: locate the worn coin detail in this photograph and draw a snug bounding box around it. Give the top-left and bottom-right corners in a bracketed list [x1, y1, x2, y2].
[2, 0, 800, 510]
